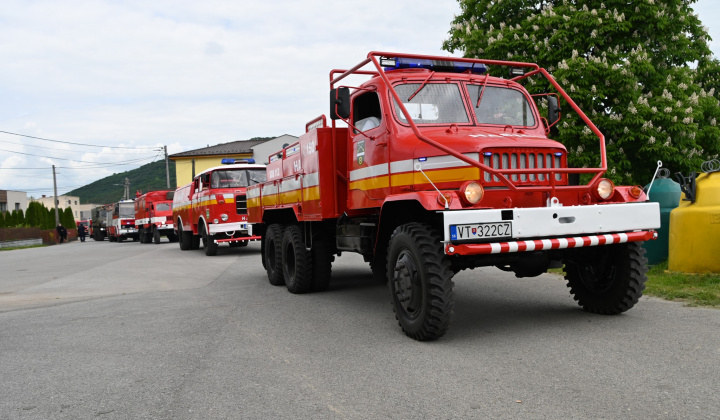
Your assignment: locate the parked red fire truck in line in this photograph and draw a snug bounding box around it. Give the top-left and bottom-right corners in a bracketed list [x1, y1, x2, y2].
[172, 159, 266, 255]
[135, 190, 177, 244]
[107, 199, 139, 242]
[246, 52, 660, 341]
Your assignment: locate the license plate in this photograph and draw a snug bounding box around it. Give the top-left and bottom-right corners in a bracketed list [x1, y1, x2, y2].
[450, 222, 512, 241]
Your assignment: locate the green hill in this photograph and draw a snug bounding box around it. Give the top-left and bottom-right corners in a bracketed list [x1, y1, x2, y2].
[67, 160, 176, 205]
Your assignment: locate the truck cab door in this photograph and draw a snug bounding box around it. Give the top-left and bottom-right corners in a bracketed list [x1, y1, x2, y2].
[348, 90, 390, 208]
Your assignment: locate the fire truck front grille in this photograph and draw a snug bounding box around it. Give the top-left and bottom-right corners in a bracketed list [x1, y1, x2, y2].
[235, 194, 247, 214]
[482, 149, 566, 186]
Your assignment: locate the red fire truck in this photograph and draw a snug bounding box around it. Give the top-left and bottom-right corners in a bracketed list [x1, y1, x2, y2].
[135, 190, 177, 244]
[247, 52, 661, 341]
[172, 159, 266, 255]
[107, 199, 139, 242]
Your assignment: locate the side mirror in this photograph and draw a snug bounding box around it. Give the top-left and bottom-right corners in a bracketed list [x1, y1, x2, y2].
[330, 87, 350, 120]
[548, 96, 561, 125]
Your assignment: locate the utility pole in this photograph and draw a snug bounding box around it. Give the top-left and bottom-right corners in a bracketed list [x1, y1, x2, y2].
[52, 165, 60, 225]
[123, 177, 130, 200]
[164, 145, 170, 188]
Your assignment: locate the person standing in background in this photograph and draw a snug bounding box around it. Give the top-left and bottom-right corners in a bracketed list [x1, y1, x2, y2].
[78, 223, 87, 242]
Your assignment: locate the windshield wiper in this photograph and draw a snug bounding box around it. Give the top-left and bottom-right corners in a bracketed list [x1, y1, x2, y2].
[407, 71, 435, 102]
[475, 75, 489, 108]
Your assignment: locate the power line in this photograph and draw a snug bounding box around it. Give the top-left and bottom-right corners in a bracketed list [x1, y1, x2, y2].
[0, 129, 160, 150]
[0, 138, 159, 155]
[0, 147, 160, 164]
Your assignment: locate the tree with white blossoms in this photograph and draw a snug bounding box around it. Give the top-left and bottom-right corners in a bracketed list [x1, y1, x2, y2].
[443, 0, 720, 184]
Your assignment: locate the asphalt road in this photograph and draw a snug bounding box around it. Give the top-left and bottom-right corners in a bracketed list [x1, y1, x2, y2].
[1, 238, 719, 419]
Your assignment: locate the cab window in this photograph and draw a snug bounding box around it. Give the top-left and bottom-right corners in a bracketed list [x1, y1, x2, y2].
[393, 83, 469, 124]
[353, 91, 382, 133]
[468, 85, 536, 127]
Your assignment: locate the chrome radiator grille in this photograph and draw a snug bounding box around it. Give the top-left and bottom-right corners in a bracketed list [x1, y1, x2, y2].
[482, 149, 566, 185]
[235, 194, 247, 214]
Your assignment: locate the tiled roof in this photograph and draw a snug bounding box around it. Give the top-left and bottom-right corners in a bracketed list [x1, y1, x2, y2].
[169, 139, 272, 158]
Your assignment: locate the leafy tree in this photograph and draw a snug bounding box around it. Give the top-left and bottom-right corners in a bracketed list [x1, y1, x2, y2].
[25, 202, 47, 229]
[0, 211, 6, 228]
[16, 209, 25, 227]
[62, 207, 75, 230]
[443, 0, 720, 184]
[46, 207, 57, 229]
[7, 210, 18, 227]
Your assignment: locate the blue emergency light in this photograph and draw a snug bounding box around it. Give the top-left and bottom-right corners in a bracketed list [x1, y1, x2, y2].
[381, 57, 487, 75]
[221, 158, 256, 164]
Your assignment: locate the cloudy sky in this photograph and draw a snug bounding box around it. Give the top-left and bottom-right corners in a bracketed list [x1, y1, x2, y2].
[1, 0, 718, 198]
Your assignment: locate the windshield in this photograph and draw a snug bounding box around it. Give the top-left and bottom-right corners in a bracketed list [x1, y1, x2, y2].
[119, 203, 134, 218]
[155, 203, 171, 212]
[393, 83, 469, 124]
[469, 85, 536, 127]
[211, 169, 267, 188]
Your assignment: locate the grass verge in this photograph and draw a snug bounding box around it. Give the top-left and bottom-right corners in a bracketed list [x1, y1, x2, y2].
[644, 261, 720, 308]
[0, 244, 47, 251]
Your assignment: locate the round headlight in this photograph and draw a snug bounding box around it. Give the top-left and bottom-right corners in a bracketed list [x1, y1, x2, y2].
[595, 178, 615, 200]
[220, 214, 229, 222]
[460, 181, 484, 205]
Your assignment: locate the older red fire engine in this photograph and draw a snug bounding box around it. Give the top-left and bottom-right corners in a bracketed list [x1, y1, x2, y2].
[107, 199, 138, 242]
[247, 52, 660, 341]
[172, 159, 266, 255]
[135, 190, 177, 244]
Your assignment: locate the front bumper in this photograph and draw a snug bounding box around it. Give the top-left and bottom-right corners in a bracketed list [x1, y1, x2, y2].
[208, 221, 250, 235]
[441, 202, 660, 256]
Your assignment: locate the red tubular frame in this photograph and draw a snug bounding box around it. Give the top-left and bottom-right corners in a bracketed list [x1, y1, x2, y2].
[329, 52, 608, 193]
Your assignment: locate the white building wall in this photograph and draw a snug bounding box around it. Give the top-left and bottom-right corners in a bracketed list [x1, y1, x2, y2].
[251, 134, 299, 164]
[6, 190, 29, 213]
[33, 195, 93, 221]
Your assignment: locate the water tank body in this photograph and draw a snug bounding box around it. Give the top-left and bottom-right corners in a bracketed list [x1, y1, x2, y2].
[643, 177, 681, 265]
[669, 172, 720, 273]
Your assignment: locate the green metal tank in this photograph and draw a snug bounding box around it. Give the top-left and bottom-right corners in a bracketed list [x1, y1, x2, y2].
[643, 170, 681, 265]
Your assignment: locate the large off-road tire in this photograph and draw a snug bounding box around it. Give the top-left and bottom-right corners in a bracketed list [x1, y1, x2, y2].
[282, 224, 314, 294]
[264, 224, 285, 286]
[178, 224, 191, 250]
[201, 222, 218, 256]
[387, 223, 454, 341]
[138, 228, 146, 244]
[311, 233, 333, 292]
[153, 227, 161, 244]
[564, 241, 648, 315]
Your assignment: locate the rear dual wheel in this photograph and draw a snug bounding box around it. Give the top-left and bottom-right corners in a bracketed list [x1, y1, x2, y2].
[282, 225, 314, 294]
[264, 224, 285, 286]
[264, 223, 333, 292]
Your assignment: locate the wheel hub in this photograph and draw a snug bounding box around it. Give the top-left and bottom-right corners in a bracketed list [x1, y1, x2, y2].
[393, 251, 421, 318]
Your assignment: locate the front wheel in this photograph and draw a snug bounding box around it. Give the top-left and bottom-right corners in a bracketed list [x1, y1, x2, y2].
[564, 241, 648, 314]
[201, 223, 218, 256]
[178, 224, 190, 250]
[153, 227, 161, 244]
[387, 223, 454, 341]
